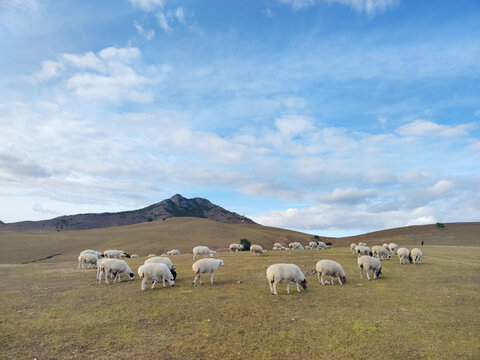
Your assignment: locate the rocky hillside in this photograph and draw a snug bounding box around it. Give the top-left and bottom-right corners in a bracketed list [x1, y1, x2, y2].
[0, 194, 256, 232]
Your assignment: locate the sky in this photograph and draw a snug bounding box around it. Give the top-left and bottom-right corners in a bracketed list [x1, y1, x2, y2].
[1, 0, 479, 237]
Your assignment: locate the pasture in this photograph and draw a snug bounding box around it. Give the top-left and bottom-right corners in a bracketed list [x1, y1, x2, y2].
[1, 245, 479, 359]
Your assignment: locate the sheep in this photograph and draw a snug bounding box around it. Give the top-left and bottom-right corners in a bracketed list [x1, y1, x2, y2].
[372, 245, 391, 260]
[273, 243, 284, 251]
[305, 245, 313, 250]
[77, 252, 99, 270]
[315, 259, 346, 285]
[192, 246, 214, 260]
[104, 250, 130, 259]
[382, 243, 389, 250]
[250, 244, 264, 256]
[358, 242, 367, 247]
[167, 249, 180, 255]
[411, 248, 423, 264]
[350, 243, 358, 254]
[358, 256, 382, 280]
[144, 256, 177, 279]
[316, 241, 329, 250]
[266, 264, 307, 295]
[97, 259, 134, 284]
[388, 243, 398, 255]
[355, 245, 373, 257]
[147, 254, 156, 257]
[289, 242, 304, 250]
[229, 244, 244, 252]
[80, 249, 104, 258]
[308, 241, 318, 249]
[192, 258, 224, 285]
[138, 263, 174, 291]
[131, 254, 139, 258]
[397, 248, 412, 264]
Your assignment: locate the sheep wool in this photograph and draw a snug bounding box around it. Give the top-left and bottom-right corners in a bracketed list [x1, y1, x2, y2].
[397, 248, 412, 264]
[355, 245, 373, 257]
[144, 256, 177, 280]
[315, 259, 346, 285]
[229, 244, 244, 252]
[372, 245, 391, 260]
[350, 243, 358, 254]
[192, 258, 224, 285]
[192, 246, 215, 260]
[167, 250, 180, 255]
[357, 256, 382, 281]
[138, 263, 174, 291]
[78, 252, 99, 270]
[411, 248, 423, 264]
[104, 250, 130, 259]
[250, 244, 264, 256]
[97, 259, 134, 284]
[266, 264, 307, 295]
[388, 243, 398, 255]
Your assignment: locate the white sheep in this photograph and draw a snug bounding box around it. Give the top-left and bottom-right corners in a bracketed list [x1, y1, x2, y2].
[167, 249, 180, 255]
[382, 243, 389, 249]
[192, 258, 224, 285]
[316, 241, 329, 250]
[97, 259, 134, 284]
[358, 256, 382, 280]
[372, 245, 391, 260]
[250, 244, 265, 256]
[144, 256, 177, 279]
[272, 243, 284, 251]
[315, 259, 346, 285]
[411, 248, 423, 264]
[308, 241, 318, 249]
[229, 244, 244, 252]
[192, 246, 214, 260]
[289, 242, 304, 250]
[80, 249, 104, 258]
[138, 263, 174, 291]
[397, 248, 412, 264]
[350, 243, 358, 254]
[305, 245, 313, 250]
[355, 245, 373, 257]
[266, 264, 307, 295]
[388, 243, 398, 254]
[131, 254, 139, 258]
[147, 253, 156, 257]
[77, 252, 99, 270]
[358, 242, 367, 247]
[104, 250, 130, 259]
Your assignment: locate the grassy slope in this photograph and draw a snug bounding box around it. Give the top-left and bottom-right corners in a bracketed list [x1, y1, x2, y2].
[1, 246, 479, 359]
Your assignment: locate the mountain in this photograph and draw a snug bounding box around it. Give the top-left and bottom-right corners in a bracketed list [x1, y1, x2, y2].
[0, 194, 256, 232]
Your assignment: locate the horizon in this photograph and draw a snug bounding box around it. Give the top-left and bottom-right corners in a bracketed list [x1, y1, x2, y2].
[1, 0, 479, 237]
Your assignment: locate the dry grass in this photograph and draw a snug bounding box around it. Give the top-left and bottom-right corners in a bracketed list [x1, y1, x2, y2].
[1, 245, 479, 359]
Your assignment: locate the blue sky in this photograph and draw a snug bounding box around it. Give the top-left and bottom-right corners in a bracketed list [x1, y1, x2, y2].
[1, 0, 479, 236]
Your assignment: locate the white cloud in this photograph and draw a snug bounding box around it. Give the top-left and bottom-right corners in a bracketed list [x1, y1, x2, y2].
[0, 0, 40, 11]
[155, 11, 171, 32]
[175, 7, 185, 24]
[61, 52, 105, 71]
[278, 0, 315, 11]
[326, 0, 398, 17]
[26, 60, 64, 83]
[129, 0, 164, 12]
[275, 115, 315, 137]
[396, 120, 474, 137]
[134, 20, 155, 40]
[406, 216, 436, 226]
[427, 180, 453, 195]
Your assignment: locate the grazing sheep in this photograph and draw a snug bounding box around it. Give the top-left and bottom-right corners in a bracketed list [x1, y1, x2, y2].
[355, 245, 373, 257]
[315, 259, 346, 285]
[397, 248, 412, 264]
[144, 256, 177, 280]
[78, 252, 99, 270]
[316, 241, 329, 250]
[131, 254, 139, 258]
[382, 243, 389, 250]
[104, 250, 131, 259]
[289, 242, 304, 250]
[388, 243, 398, 255]
[147, 254, 156, 257]
[358, 242, 367, 247]
[80, 249, 104, 258]
[192, 258, 224, 285]
[372, 245, 391, 260]
[305, 245, 313, 250]
[229, 244, 244, 252]
[250, 244, 264, 256]
[358, 256, 382, 281]
[97, 259, 134, 284]
[167, 250, 180, 255]
[411, 248, 423, 264]
[308, 241, 318, 249]
[138, 263, 174, 291]
[266, 264, 307, 295]
[192, 246, 214, 260]
[350, 243, 358, 254]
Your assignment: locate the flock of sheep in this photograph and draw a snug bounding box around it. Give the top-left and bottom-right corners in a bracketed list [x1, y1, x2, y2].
[76, 240, 423, 295]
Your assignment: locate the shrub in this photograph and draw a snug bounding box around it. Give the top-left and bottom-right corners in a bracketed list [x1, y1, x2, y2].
[325, 241, 332, 246]
[239, 238, 251, 251]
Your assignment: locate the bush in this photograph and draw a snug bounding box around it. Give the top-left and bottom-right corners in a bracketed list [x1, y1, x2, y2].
[436, 222, 445, 229]
[325, 241, 332, 246]
[239, 238, 251, 251]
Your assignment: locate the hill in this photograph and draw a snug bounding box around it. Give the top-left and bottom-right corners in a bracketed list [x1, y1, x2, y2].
[0, 194, 255, 232]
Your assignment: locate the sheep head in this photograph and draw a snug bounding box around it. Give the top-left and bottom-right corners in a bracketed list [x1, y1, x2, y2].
[300, 279, 307, 290]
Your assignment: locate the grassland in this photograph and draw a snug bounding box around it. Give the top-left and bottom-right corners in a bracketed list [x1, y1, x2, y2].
[1, 245, 479, 359]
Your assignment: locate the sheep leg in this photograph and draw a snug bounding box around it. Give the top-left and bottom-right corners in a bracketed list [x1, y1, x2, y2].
[359, 269, 363, 280]
[286, 283, 290, 294]
[366, 270, 371, 281]
[331, 276, 335, 285]
[98, 270, 103, 284]
[296, 282, 301, 293]
[337, 275, 343, 285]
[273, 282, 278, 295]
[153, 280, 158, 289]
[192, 254, 196, 261]
[78, 262, 81, 269]
[210, 272, 215, 284]
[141, 278, 147, 291]
[269, 281, 274, 294]
[162, 276, 166, 287]
[105, 271, 109, 284]
[318, 272, 324, 285]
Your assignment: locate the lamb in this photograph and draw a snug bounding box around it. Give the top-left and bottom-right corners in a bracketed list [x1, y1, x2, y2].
[104, 250, 131, 259]
[266, 264, 307, 295]
[357, 256, 382, 280]
[192, 246, 214, 260]
[355, 245, 373, 257]
[272, 243, 284, 251]
[97, 259, 134, 284]
[288, 242, 304, 250]
[411, 248, 423, 264]
[315, 259, 346, 285]
[250, 244, 264, 256]
[350, 243, 358, 254]
[388, 243, 398, 254]
[137, 263, 174, 291]
[77, 252, 99, 270]
[144, 256, 177, 279]
[192, 258, 224, 285]
[372, 245, 391, 260]
[397, 248, 412, 264]
[229, 244, 244, 252]
[358, 242, 367, 247]
[167, 250, 180, 255]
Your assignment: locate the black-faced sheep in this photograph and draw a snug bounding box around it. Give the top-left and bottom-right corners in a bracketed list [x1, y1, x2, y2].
[97, 259, 134, 284]
[104, 250, 130, 259]
[315, 259, 346, 285]
[397, 248, 412, 264]
[358, 256, 382, 281]
[411, 248, 423, 264]
[144, 256, 177, 280]
[372, 245, 391, 260]
[138, 263, 174, 291]
[266, 264, 307, 295]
